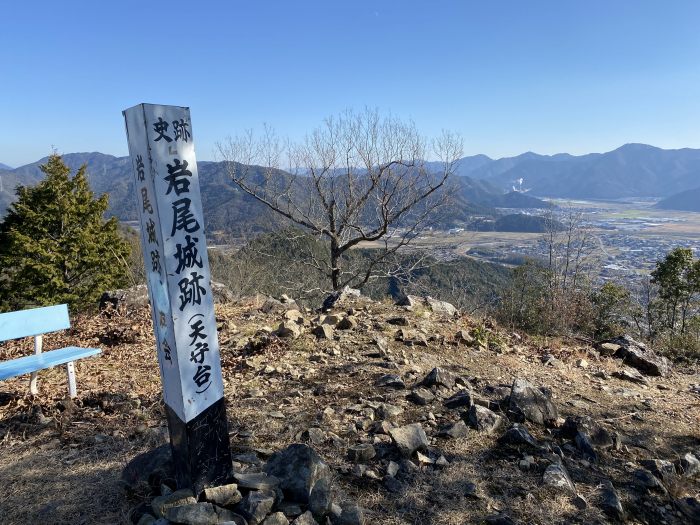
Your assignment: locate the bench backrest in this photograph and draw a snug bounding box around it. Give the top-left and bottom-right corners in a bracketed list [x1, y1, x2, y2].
[0, 304, 71, 342]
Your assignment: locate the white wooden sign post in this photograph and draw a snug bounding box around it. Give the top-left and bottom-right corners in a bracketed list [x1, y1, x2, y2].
[123, 103, 232, 491]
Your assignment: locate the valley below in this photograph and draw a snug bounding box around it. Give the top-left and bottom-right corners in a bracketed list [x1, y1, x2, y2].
[387, 199, 700, 286]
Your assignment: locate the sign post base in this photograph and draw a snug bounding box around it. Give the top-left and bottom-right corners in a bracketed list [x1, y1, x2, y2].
[165, 398, 233, 493]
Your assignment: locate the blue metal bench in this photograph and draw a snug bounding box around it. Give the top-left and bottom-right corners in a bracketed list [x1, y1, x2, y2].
[0, 304, 101, 398]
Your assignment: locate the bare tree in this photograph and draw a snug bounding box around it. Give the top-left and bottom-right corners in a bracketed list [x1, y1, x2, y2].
[217, 108, 462, 292]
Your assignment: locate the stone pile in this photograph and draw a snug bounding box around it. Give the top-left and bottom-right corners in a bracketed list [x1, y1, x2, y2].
[124, 444, 364, 525]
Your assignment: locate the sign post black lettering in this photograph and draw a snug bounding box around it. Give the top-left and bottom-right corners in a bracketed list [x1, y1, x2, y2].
[123, 103, 232, 492]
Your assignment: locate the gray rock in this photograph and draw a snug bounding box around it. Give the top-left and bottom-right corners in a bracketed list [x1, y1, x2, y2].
[211, 281, 236, 304]
[606, 334, 671, 377]
[675, 497, 700, 525]
[348, 444, 376, 463]
[277, 321, 301, 338]
[467, 404, 505, 435]
[234, 472, 280, 491]
[376, 403, 404, 420]
[422, 367, 456, 389]
[483, 514, 516, 525]
[383, 476, 403, 493]
[464, 481, 479, 499]
[595, 341, 621, 356]
[574, 432, 597, 462]
[311, 325, 334, 340]
[640, 458, 677, 482]
[337, 316, 357, 330]
[371, 420, 394, 434]
[99, 284, 150, 310]
[632, 468, 667, 494]
[387, 316, 409, 326]
[302, 427, 327, 446]
[236, 491, 276, 525]
[262, 513, 289, 525]
[277, 502, 303, 519]
[203, 484, 242, 507]
[407, 388, 435, 406]
[261, 297, 287, 314]
[164, 502, 218, 525]
[561, 416, 614, 449]
[389, 423, 429, 457]
[217, 508, 249, 525]
[455, 329, 474, 345]
[540, 354, 563, 368]
[396, 294, 421, 308]
[386, 461, 400, 477]
[393, 328, 411, 341]
[482, 385, 512, 404]
[322, 315, 342, 327]
[443, 390, 472, 409]
[308, 478, 332, 520]
[284, 309, 304, 323]
[375, 374, 405, 389]
[233, 451, 261, 464]
[678, 452, 700, 477]
[425, 296, 457, 316]
[612, 367, 649, 385]
[403, 334, 429, 347]
[122, 444, 175, 493]
[497, 424, 544, 451]
[508, 378, 558, 427]
[322, 286, 361, 311]
[396, 295, 456, 316]
[439, 420, 469, 439]
[373, 335, 389, 354]
[572, 494, 587, 510]
[331, 503, 364, 525]
[292, 511, 319, 525]
[598, 480, 625, 522]
[543, 463, 576, 493]
[136, 514, 157, 525]
[264, 444, 331, 504]
[151, 489, 197, 518]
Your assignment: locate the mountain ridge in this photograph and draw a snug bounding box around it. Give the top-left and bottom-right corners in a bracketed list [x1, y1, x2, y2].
[3, 143, 699, 235]
[655, 187, 700, 212]
[460, 143, 700, 198]
[0, 152, 549, 235]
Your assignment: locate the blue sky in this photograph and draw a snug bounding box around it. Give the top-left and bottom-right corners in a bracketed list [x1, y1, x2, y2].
[2, 1, 699, 167]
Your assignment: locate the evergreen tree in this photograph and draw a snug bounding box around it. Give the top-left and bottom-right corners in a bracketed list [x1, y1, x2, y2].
[0, 154, 130, 311]
[651, 247, 700, 334]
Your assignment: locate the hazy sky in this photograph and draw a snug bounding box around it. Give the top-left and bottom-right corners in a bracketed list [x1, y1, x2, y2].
[2, 1, 699, 167]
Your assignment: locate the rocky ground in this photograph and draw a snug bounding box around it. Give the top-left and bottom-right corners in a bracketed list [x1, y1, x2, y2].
[0, 289, 699, 524]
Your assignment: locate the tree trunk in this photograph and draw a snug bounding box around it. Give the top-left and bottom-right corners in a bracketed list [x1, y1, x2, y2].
[330, 238, 341, 291]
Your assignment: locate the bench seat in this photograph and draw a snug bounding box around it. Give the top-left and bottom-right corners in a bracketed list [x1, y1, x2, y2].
[0, 304, 101, 397]
[0, 347, 101, 381]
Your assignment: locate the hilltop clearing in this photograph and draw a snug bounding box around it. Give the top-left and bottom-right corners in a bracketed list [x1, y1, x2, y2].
[0, 291, 698, 524]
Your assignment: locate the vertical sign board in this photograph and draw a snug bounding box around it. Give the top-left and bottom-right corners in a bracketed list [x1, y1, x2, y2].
[123, 103, 232, 491]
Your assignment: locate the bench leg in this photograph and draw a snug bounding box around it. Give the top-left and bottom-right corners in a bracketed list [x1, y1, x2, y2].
[29, 372, 39, 395]
[29, 334, 43, 395]
[66, 361, 77, 398]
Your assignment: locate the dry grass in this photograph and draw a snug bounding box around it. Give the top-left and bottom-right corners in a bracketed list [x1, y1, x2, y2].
[0, 299, 699, 524]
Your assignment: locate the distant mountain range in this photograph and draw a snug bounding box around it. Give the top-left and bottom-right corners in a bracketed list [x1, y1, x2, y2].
[0, 152, 548, 235]
[655, 187, 700, 212]
[457, 144, 700, 199]
[2, 143, 699, 235]
[0, 163, 12, 170]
